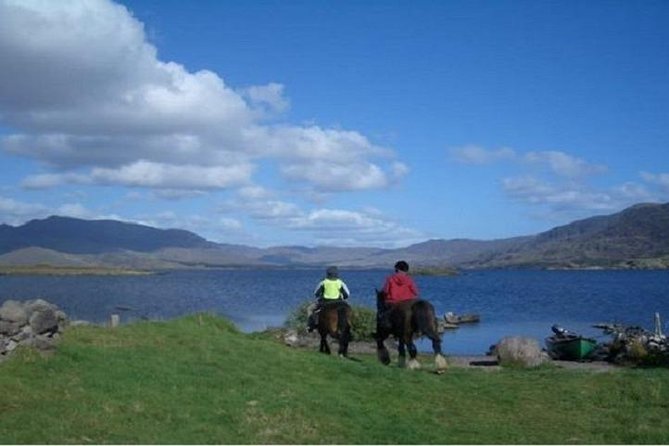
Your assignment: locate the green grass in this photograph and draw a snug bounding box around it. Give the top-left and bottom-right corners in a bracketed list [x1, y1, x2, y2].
[1, 314, 668, 444]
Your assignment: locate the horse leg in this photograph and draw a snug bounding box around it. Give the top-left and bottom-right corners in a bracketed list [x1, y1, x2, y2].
[376, 333, 391, 365]
[428, 332, 448, 372]
[319, 332, 331, 355]
[337, 327, 350, 358]
[406, 335, 421, 370]
[397, 340, 407, 368]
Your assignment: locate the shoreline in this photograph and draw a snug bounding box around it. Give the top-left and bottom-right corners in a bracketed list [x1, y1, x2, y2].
[0, 265, 153, 276]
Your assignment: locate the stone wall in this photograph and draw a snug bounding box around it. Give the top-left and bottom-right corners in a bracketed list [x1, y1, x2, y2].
[0, 299, 68, 361]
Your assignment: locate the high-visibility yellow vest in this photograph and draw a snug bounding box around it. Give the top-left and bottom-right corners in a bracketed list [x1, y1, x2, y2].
[321, 278, 344, 299]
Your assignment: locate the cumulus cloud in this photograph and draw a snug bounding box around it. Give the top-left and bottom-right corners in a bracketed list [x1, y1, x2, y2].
[0, 195, 116, 225]
[0, 0, 402, 193]
[240, 83, 290, 116]
[501, 174, 658, 219]
[523, 150, 607, 178]
[450, 145, 606, 179]
[224, 196, 424, 247]
[641, 172, 669, 192]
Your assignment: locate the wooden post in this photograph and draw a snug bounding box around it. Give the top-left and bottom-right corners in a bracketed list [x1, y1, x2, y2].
[654, 312, 663, 337]
[110, 313, 120, 328]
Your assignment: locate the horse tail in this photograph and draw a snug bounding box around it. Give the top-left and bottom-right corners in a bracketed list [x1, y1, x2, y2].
[413, 300, 439, 340]
[337, 303, 351, 339]
[414, 300, 445, 360]
[336, 302, 352, 357]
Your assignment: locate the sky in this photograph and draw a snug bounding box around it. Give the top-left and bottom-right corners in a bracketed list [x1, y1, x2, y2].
[0, 0, 668, 248]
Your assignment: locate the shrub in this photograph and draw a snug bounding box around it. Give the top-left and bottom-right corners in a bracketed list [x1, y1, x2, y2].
[284, 301, 376, 342]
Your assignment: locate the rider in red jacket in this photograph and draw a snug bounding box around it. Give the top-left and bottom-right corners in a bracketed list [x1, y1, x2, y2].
[378, 260, 418, 330]
[382, 260, 418, 304]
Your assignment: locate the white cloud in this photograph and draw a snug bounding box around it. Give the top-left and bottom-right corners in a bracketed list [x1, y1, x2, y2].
[641, 171, 669, 192]
[90, 161, 253, 189]
[0, 196, 46, 224]
[523, 150, 607, 178]
[0, 0, 403, 194]
[228, 196, 424, 247]
[22, 161, 254, 190]
[280, 160, 392, 191]
[237, 186, 274, 200]
[0, 195, 116, 225]
[240, 82, 290, 115]
[501, 174, 658, 219]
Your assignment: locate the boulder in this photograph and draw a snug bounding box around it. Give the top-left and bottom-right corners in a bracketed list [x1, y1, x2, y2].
[495, 336, 548, 368]
[0, 299, 69, 361]
[0, 300, 28, 324]
[29, 308, 59, 335]
[0, 320, 21, 336]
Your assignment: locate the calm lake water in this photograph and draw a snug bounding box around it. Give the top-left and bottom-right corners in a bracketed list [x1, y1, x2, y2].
[1, 269, 667, 355]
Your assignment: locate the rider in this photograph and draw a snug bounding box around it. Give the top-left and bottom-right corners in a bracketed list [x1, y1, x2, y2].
[378, 260, 419, 330]
[307, 266, 350, 332]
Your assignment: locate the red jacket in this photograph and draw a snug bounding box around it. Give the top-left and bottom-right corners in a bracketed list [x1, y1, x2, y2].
[382, 271, 418, 304]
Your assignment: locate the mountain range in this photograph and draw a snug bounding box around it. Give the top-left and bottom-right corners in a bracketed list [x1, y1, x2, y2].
[1, 202, 668, 270]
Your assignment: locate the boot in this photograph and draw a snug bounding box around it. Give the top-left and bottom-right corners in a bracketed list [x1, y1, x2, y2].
[307, 312, 318, 332]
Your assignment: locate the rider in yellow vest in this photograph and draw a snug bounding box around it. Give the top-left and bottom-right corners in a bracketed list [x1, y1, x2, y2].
[307, 266, 350, 332]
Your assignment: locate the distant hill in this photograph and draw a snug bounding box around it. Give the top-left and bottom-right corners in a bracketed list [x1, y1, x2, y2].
[459, 202, 669, 269]
[0, 202, 668, 270]
[0, 216, 214, 255]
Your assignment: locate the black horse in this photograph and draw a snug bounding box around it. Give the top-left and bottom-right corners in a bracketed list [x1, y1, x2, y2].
[317, 300, 353, 357]
[375, 289, 447, 372]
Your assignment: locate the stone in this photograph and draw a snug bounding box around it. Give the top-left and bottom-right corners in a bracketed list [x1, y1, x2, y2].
[0, 300, 28, 324]
[33, 334, 56, 351]
[5, 339, 19, 352]
[0, 320, 21, 336]
[0, 299, 68, 360]
[25, 299, 55, 316]
[29, 308, 59, 335]
[495, 336, 547, 368]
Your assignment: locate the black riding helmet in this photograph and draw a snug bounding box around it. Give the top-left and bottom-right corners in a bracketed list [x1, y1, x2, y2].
[394, 260, 409, 272]
[326, 266, 339, 279]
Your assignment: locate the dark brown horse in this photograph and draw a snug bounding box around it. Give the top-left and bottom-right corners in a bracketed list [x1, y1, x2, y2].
[317, 300, 353, 357]
[375, 289, 447, 372]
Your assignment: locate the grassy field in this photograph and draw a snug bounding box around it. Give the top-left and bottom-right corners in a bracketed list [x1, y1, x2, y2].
[1, 315, 668, 444]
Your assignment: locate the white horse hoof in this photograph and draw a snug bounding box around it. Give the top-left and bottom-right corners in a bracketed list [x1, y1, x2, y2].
[407, 359, 421, 370]
[435, 354, 448, 372]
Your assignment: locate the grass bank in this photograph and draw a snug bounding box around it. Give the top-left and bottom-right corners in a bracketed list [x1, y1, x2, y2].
[1, 314, 668, 444]
[0, 265, 152, 276]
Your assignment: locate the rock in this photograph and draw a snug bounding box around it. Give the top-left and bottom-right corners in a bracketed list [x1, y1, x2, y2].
[0, 300, 29, 324]
[25, 299, 56, 317]
[494, 336, 548, 368]
[29, 308, 59, 335]
[283, 329, 300, 347]
[5, 339, 19, 352]
[0, 299, 70, 360]
[33, 334, 57, 351]
[0, 320, 21, 336]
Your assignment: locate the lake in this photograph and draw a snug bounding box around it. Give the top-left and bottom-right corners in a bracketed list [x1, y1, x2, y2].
[1, 269, 667, 355]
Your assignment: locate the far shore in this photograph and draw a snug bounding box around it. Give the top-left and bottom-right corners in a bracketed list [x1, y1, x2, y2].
[0, 265, 153, 276]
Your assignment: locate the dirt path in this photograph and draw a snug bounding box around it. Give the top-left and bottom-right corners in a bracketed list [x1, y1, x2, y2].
[276, 330, 620, 372]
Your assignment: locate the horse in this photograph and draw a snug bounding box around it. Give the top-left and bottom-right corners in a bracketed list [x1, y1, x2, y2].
[317, 300, 353, 357]
[375, 289, 448, 372]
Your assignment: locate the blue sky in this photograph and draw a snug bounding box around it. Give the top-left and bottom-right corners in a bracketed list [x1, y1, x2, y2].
[0, 0, 668, 248]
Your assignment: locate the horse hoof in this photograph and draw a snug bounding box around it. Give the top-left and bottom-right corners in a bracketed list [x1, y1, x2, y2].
[407, 359, 421, 370]
[435, 354, 448, 372]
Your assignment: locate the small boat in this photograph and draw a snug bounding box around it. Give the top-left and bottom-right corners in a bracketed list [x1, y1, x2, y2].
[545, 325, 598, 361]
[444, 312, 480, 325]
